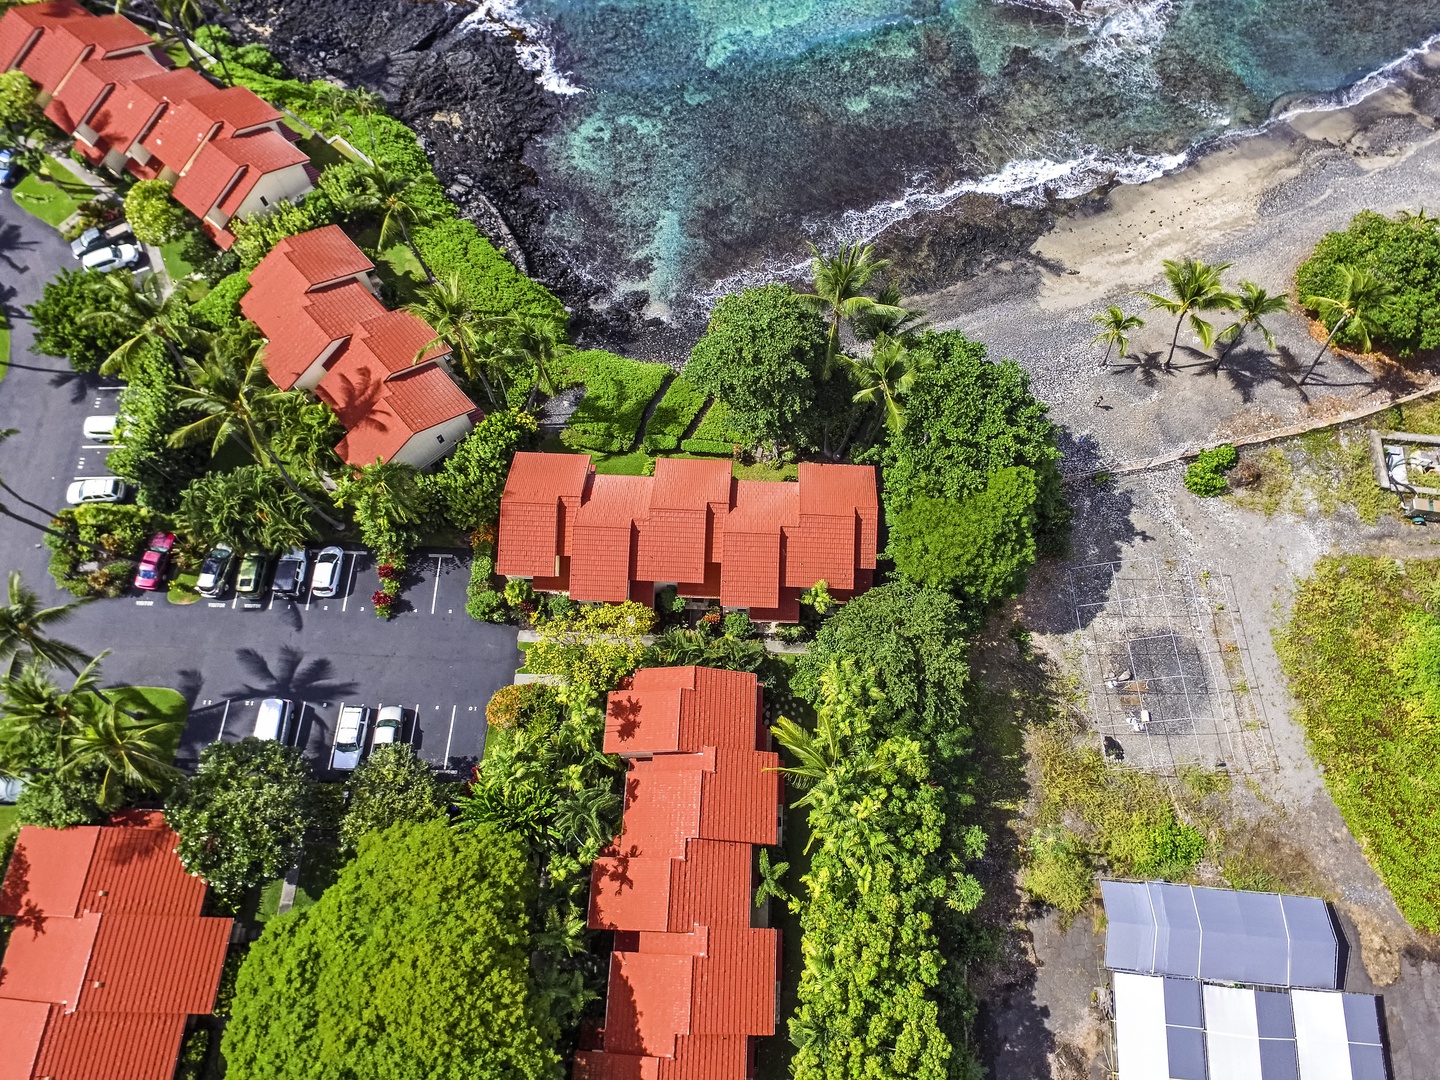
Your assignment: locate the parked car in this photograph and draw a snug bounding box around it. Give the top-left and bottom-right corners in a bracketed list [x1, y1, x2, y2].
[80, 241, 142, 273]
[65, 476, 128, 504]
[0, 148, 20, 187]
[82, 414, 119, 442]
[311, 545, 345, 598]
[70, 221, 134, 259]
[272, 547, 309, 598]
[132, 531, 176, 591]
[253, 698, 294, 743]
[330, 704, 370, 771]
[372, 705, 405, 747]
[236, 552, 269, 599]
[195, 544, 234, 598]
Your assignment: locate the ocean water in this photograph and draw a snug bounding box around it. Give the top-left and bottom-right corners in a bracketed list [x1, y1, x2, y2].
[481, 0, 1440, 313]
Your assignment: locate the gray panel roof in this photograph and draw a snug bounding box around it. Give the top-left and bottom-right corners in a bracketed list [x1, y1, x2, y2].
[1166, 1023, 1207, 1080]
[1101, 881, 1339, 989]
[1258, 1038, 1300, 1080]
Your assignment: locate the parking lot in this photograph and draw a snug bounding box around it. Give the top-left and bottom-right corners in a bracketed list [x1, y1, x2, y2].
[0, 192, 519, 780]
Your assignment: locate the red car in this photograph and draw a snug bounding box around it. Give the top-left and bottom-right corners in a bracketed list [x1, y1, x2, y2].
[134, 532, 177, 591]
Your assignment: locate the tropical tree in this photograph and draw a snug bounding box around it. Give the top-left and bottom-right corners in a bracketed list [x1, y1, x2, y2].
[1140, 259, 1238, 369]
[0, 70, 43, 149]
[0, 570, 91, 677]
[340, 163, 440, 281]
[88, 271, 204, 377]
[501, 313, 563, 410]
[338, 743, 447, 852]
[851, 283, 929, 344]
[61, 701, 181, 810]
[1300, 265, 1396, 384]
[846, 333, 915, 444]
[1214, 281, 1288, 370]
[1089, 305, 1145, 368]
[754, 847, 790, 907]
[332, 459, 434, 558]
[407, 274, 507, 406]
[799, 242, 906, 375]
[177, 465, 319, 552]
[0, 654, 107, 766]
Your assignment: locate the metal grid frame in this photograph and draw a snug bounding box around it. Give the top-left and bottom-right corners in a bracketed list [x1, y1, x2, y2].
[1068, 557, 1277, 777]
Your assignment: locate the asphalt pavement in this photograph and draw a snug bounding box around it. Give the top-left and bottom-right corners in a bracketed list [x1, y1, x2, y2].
[0, 189, 521, 778]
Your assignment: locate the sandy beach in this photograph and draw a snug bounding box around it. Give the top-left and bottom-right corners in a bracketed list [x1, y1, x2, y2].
[917, 45, 1440, 469]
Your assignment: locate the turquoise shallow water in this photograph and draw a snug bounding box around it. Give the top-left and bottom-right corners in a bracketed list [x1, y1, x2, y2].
[508, 0, 1440, 310]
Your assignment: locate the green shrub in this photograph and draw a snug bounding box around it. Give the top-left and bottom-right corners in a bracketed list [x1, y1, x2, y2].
[679, 401, 745, 456]
[1022, 827, 1093, 917]
[1184, 444, 1238, 498]
[1296, 209, 1440, 356]
[192, 271, 250, 330]
[27, 268, 132, 373]
[45, 504, 157, 597]
[411, 217, 566, 328]
[466, 540, 509, 622]
[231, 191, 339, 271]
[124, 179, 190, 244]
[722, 611, 755, 639]
[641, 375, 707, 451]
[558, 350, 669, 454]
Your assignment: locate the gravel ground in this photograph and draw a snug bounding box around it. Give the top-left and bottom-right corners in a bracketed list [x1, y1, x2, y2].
[916, 48, 1440, 472]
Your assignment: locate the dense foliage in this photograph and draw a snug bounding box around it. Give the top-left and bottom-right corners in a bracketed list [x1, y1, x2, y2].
[879, 331, 1069, 555]
[1296, 210, 1440, 356]
[338, 744, 447, 852]
[1183, 443, 1238, 498]
[423, 408, 536, 532]
[124, 179, 191, 245]
[27, 269, 132, 372]
[558, 351, 669, 453]
[166, 737, 316, 909]
[641, 373, 707, 452]
[681, 399, 748, 455]
[1275, 557, 1440, 930]
[107, 343, 210, 510]
[177, 465, 318, 552]
[686, 284, 832, 448]
[333, 461, 434, 559]
[525, 601, 656, 692]
[45, 504, 157, 598]
[222, 818, 558, 1080]
[889, 467, 1040, 612]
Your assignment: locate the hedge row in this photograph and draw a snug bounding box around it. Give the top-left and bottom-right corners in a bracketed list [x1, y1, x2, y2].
[640, 374, 707, 452]
[558, 350, 669, 454]
[679, 400, 745, 456]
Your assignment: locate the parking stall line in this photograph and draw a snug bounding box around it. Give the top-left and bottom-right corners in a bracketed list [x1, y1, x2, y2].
[442, 704, 457, 767]
[430, 557, 443, 614]
[341, 553, 359, 612]
[216, 700, 231, 740]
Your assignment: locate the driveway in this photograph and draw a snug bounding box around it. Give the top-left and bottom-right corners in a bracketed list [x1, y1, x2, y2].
[0, 191, 520, 777]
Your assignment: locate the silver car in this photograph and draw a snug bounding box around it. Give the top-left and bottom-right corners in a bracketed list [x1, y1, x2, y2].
[372, 705, 405, 747]
[253, 698, 294, 743]
[80, 241, 142, 273]
[65, 476, 128, 504]
[330, 704, 369, 771]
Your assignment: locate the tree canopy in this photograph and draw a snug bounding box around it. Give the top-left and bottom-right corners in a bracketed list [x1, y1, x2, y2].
[685, 284, 829, 447]
[422, 408, 536, 532]
[27, 270, 135, 373]
[124, 179, 191, 245]
[176, 465, 318, 552]
[880, 330, 1069, 555]
[222, 818, 558, 1080]
[339, 744, 447, 852]
[889, 467, 1040, 613]
[165, 737, 315, 909]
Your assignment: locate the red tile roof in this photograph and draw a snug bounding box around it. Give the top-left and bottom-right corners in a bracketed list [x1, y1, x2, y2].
[41, 52, 162, 138]
[9, 5, 155, 94]
[244, 279, 384, 390]
[497, 454, 877, 620]
[265, 224, 376, 287]
[324, 362, 476, 467]
[170, 129, 307, 223]
[182, 85, 283, 134]
[605, 666, 763, 757]
[0, 819, 231, 1080]
[582, 667, 779, 1079]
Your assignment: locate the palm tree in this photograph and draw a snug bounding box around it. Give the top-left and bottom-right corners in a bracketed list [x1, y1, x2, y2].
[850, 283, 930, 344]
[169, 331, 345, 530]
[753, 847, 790, 908]
[406, 274, 507, 406]
[1089, 305, 1145, 368]
[770, 710, 847, 808]
[0, 571, 92, 678]
[86, 271, 205, 378]
[502, 314, 564, 410]
[0, 653, 109, 761]
[1213, 281, 1287, 371]
[799, 242, 906, 375]
[846, 334, 914, 445]
[343, 87, 385, 158]
[61, 701, 182, 810]
[1300, 266, 1396, 384]
[1139, 259, 1238, 370]
[341, 163, 440, 281]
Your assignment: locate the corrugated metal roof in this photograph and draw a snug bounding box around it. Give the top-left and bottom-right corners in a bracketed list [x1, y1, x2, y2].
[79, 825, 206, 917]
[0, 912, 101, 1009]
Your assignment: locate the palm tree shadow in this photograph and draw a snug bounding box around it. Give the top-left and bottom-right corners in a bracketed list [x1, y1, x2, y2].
[1113, 350, 1166, 388]
[226, 645, 357, 701]
[0, 221, 36, 276]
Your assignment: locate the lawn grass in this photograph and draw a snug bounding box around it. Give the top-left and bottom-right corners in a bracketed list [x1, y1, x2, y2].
[255, 840, 348, 923]
[159, 236, 199, 284]
[0, 804, 20, 855]
[168, 570, 200, 605]
[11, 156, 91, 227]
[591, 449, 651, 475]
[1275, 556, 1440, 930]
[111, 685, 190, 763]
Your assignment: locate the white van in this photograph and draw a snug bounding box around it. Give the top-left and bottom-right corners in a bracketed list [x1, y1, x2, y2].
[330, 704, 369, 771]
[253, 698, 294, 743]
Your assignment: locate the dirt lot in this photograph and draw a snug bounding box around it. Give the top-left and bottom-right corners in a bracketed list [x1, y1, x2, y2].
[975, 459, 1440, 1080]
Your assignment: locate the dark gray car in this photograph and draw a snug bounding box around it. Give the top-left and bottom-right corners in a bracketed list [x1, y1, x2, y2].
[272, 547, 309, 598]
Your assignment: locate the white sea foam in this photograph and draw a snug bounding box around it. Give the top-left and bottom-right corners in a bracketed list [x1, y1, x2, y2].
[1268, 30, 1440, 122]
[457, 0, 585, 96]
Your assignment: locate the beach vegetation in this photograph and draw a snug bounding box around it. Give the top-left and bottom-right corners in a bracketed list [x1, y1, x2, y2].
[1297, 209, 1440, 358]
[1214, 281, 1286, 370]
[557, 350, 669, 453]
[1140, 258, 1238, 369]
[851, 282, 930, 344]
[844, 332, 915, 442]
[1276, 557, 1440, 930]
[799, 241, 906, 374]
[1089, 305, 1144, 367]
[1183, 444, 1238, 497]
[640, 373, 707, 451]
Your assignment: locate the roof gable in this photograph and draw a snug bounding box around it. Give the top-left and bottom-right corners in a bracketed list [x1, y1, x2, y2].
[0, 826, 101, 918]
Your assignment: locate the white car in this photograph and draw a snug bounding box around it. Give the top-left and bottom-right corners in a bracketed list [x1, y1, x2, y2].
[372, 705, 405, 747]
[253, 698, 294, 743]
[330, 704, 369, 771]
[311, 545, 345, 598]
[82, 414, 118, 442]
[65, 477, 128, 504]
[70, 222, 133, 259]
[80, 241, 142, 273]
